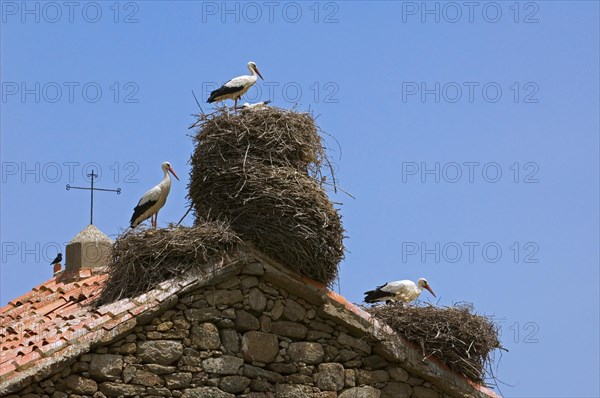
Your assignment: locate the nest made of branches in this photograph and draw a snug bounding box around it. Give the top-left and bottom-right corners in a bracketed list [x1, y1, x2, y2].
[191, 163, 344, 285]
[188, 107, 345, 286]
[191, 106, 327, 174]
[366, 303, 502, 383]
[97, 222, 241, 304]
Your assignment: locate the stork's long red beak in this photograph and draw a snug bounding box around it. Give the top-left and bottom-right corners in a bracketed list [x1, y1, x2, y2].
[169, 167, 180, 181]
[254, 66, 264, 80]
[425, 285, 436, 297]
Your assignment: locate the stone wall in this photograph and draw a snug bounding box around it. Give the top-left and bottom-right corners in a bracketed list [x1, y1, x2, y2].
[8, 261, 449, 398]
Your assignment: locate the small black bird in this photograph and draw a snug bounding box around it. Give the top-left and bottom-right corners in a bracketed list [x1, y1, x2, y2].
[50, 253, 62, 265]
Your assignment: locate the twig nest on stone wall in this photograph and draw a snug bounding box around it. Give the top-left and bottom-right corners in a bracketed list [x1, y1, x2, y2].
[189, 107, 344, 285]
[98, 222, 240, 304]
[366, 303, 503, 383]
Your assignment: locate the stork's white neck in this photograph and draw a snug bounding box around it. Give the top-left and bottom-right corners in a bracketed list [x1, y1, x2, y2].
[161, 167, 171, 186]
[247, 64, 257, 77]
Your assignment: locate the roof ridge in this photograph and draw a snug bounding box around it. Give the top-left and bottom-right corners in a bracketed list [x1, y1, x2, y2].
[0, 247, 498, 398]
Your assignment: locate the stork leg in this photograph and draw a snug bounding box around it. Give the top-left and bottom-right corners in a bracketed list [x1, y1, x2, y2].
[152, 213, 157, 228]
[234, 98, 238, 112]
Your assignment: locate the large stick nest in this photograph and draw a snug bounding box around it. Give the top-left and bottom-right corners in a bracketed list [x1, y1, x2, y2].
[366, 303, 502, 383]
[189, 106, 344, 285]
[97, 222, 241, 304]
[192, 105, 326, 171]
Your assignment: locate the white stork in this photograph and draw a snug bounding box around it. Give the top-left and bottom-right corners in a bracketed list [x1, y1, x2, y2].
[364, 278, 436, 304]
[130, 162, 179, 228]
[237, 100, 271, 111]
[207, 61, 264, 109]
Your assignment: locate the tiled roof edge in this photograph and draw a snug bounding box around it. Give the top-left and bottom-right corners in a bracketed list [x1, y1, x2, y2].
[0, 250, 249, 395]
[1, 246, 498, 398]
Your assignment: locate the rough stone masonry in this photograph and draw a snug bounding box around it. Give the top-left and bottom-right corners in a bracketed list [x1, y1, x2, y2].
[6, 260, 455, 398]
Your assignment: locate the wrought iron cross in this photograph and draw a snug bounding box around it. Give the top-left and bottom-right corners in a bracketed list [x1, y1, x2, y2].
[66, 170, 121, 225]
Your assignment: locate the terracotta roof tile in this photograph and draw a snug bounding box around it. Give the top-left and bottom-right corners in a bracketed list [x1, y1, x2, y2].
[127, 300, 157, 317]
[56, 302, 83, 319]
[0, 361, 16, 375]
[77, 296, 101, 308]
[37, 298, 69, 316]
[95, 299, 136, 317]
[101, 313, 133, 331]
[151, 289, 176, 303]
[79, 269, 93, 278]
[4, 303, 34, 320]
[72, 328, 107, 346]
[0, 267, 153, 384]
[55, 283, 83, 295]
[0, 303, 16, 313]
[63, 288, 91, 302]
[13, 349, 42, 368]
[37, 338, 68, 356]
[81, 314, 113, 331]
[131, 291, 158, 306]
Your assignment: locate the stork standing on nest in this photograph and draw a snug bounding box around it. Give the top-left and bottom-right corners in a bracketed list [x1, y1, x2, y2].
[130, 162, 179, 229]
[207, 61, 264, 110]
[364, 278, 436, 304]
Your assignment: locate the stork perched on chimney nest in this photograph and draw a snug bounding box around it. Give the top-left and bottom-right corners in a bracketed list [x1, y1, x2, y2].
[207, 61, 264, 110]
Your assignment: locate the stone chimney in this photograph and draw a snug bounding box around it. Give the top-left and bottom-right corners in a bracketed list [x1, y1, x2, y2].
[65, 225, 113, 272]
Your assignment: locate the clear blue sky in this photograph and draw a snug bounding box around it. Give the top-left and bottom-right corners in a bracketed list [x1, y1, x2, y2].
[1, 1, 598, 396]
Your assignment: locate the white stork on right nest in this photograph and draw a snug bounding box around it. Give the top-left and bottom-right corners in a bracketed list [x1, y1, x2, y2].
[364, 278, 436, 304]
